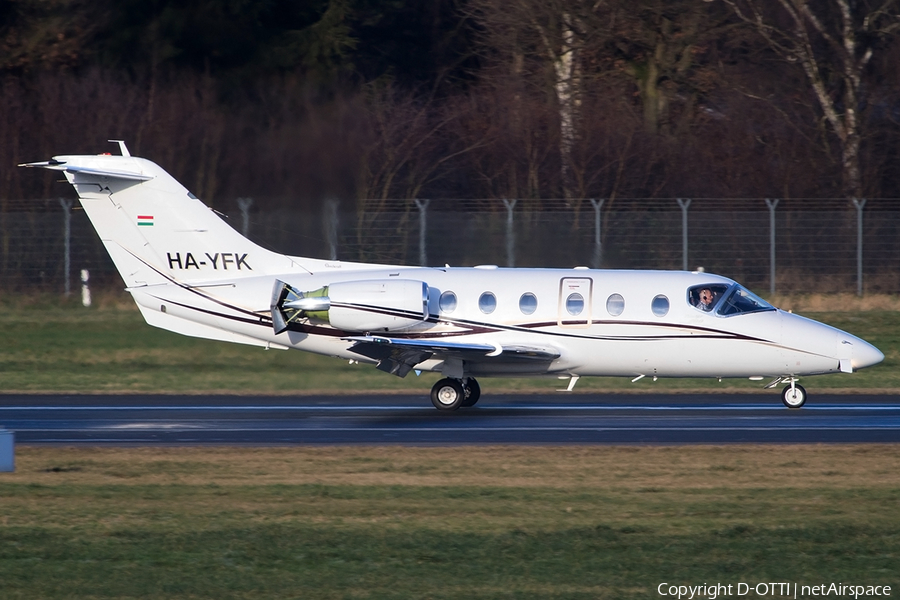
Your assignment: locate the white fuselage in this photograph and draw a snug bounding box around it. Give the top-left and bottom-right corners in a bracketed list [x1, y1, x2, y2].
[129, 266, 882, 381]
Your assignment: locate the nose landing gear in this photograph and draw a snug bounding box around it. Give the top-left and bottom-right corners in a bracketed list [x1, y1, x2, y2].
[781, 382, 807, 408]
[430, 377, 481, 411]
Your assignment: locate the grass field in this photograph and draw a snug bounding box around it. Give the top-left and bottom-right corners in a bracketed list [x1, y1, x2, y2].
[1, 446, 898, 599]
[0, 292, 898, 394]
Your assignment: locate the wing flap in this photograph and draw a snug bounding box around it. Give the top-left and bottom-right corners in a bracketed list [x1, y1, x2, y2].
[343, 335, 560, 378]
[493, 344, 562, 360]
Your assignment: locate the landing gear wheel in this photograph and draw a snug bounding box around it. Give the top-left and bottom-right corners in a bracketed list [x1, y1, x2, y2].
[461, 378, 481, 407]
[431, 378, 465, 411]
[781, 383, 807, 409]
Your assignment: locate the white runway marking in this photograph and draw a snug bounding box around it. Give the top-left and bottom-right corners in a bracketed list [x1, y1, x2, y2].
[3, 404, 900, 411]
[19, 425, 900, 433]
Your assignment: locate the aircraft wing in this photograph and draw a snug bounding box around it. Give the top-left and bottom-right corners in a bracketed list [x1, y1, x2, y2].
[343, 335, 560, 377]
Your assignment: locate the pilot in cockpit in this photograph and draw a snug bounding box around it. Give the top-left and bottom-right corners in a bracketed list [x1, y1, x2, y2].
[697, 287, 715, 311]
[689, 283, 775, 316]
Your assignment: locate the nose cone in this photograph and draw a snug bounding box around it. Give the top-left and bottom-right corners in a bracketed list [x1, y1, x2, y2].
[852, 338, 884, 370]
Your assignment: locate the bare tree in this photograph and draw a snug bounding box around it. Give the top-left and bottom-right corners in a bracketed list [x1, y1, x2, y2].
[470, 0, 615, 202]
[357, 85, 484, 205]
[720, 0, 900, 200]
[612, 0, 733, 136]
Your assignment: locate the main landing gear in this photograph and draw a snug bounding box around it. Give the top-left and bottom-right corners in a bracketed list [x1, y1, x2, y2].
[781, 382, 807, 408]
[430, 377, 481, 411]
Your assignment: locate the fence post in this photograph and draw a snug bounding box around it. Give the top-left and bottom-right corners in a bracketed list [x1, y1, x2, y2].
[502, 198, 517, 267]
[852, 198, 867, 296]
[324, 199, 339, 261]
[414, 199, 430, 266]
[676, 198, 691, 271]
[765, 198, 780, 295]
[236, 197, 253, 238]
[59, 197, 74, 296]
[590, 198, 605, 269]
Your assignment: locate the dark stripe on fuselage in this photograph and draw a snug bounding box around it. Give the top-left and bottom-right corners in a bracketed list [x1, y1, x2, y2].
[132, 255, 779, 349]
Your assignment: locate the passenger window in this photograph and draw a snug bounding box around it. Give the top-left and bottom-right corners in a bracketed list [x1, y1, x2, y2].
[651, 295, 669, 317]
[479, 292, 497, 314]
[606, 293, 625, 316]
[566, 293, 584, 316]
[519, 292, 537, 315]
[688, 284, 730, 312]
[439, 290, 457, 313]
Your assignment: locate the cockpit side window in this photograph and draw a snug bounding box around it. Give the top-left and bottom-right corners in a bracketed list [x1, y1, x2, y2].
[688, 284, 730, 312]
[716, 285, 775, 316]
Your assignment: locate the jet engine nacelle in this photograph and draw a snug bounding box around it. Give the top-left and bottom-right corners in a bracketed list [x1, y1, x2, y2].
[328, 279, 429, 332]
[272, 278, 429, 334]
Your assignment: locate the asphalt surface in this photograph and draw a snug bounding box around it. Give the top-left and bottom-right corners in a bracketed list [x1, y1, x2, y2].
[2, 392, 900, 444]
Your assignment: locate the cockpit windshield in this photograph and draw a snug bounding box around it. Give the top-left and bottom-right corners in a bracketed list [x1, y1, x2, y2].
[715, 285, 775, 316]
[688, 284, 730, 312]
[688, 283, 775, 316]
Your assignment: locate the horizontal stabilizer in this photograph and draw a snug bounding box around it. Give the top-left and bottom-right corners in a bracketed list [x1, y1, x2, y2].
[64, 164, 154, 181]
[19, 160, 153, 181]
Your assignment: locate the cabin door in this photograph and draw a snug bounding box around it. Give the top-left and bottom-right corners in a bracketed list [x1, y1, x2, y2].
[558, 277, 593, 328]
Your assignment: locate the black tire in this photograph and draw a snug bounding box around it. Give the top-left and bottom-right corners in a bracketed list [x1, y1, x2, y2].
[461, 378, 481, 407]
[431, 378, 465, 411]
[781, 383, 807, 408]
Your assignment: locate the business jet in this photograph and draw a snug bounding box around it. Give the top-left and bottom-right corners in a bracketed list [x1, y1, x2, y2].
[21, 142, 884, 410]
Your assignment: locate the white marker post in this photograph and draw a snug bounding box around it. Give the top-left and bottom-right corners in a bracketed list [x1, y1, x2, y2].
[81, 269, 92, 307]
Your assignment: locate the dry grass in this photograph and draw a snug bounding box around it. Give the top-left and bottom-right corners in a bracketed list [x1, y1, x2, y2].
[7, 445, 900, 491]
[6, 445, 900, 540]
[770, 293, 900, 312]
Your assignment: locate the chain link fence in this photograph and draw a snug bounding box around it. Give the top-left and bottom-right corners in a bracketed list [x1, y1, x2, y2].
[2, 198, 899, 295]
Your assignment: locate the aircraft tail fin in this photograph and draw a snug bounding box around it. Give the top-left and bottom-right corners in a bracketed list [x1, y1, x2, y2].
[21, 144, 309, 288]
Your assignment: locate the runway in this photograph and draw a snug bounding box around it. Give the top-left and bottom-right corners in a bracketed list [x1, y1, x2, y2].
[2, 393, 900, 444]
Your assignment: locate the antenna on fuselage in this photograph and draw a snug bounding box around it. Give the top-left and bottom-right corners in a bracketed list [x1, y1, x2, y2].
[108, 140, 131, 157]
